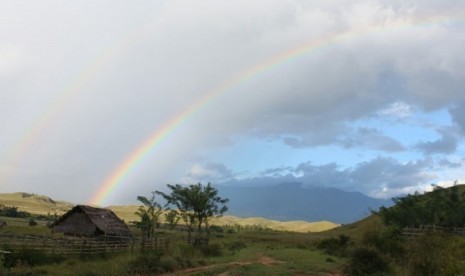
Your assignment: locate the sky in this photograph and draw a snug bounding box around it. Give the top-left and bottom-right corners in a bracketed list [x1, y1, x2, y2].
[1, 1, 465, 205]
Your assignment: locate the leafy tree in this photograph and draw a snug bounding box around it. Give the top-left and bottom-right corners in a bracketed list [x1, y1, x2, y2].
[134, 192, 162, 238]
[157, 183, 228, 245]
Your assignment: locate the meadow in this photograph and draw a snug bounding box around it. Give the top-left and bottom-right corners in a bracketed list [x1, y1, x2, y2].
[0, 216, 346, 275]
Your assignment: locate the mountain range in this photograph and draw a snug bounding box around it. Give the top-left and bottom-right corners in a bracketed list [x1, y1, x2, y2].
[216, 182, 392, 224]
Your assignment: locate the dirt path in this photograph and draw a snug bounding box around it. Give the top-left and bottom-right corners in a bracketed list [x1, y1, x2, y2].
[161, 253, 285, 275]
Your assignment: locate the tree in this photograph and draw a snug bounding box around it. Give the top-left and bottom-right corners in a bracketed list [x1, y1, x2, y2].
[157, 183, 228, 245]
[134, 192, 162, 238]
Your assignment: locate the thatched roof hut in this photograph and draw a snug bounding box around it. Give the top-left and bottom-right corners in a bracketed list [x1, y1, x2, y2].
[51, 205, 132, 237]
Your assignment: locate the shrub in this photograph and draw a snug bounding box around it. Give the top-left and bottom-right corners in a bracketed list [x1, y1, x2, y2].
[209, 225, 224, 233]
[126, 250, 163, 274]
[344, 247, 391, 276]
[362, 225, 404, 259]
[227, 241, 247, 255]
[3, 248, 65, 268]
[28, 218, 37, 226]
[176, 243, 196, 259]
[159, 257, 178, 272]
[0, 253, 6, 274]
[406, 233, 465, 275]
[201, 243, 223, 257]
[316, 235, 351, 257]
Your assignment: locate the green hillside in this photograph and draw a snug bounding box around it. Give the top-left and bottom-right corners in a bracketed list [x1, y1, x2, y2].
[323, 185, 465, 274]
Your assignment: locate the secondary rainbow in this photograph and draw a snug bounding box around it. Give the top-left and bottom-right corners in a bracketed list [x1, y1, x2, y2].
[88, 14, 463, 206]
[0, 17, 158, 185]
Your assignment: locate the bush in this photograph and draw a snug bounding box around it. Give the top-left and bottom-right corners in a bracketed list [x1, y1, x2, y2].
[126, 250, 163, 274]
[406, 233, 465, 275]
[201, 243, 223, 257]
[159, 257, 178, 272]
[316, 235, 351, 257]
[227, 241, 247, 255]
[28, 218, 37, 226]
[209, 225, 224, 233]
[362, 225, 404, 259]
[344, 247, 391, 276]
[3, 247, 65, 268]
[0, 253, 6, 275]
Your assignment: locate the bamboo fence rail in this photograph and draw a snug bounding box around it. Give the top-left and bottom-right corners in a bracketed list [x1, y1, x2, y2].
[0, 233, 169, 255]
[401, 225, 465, 239]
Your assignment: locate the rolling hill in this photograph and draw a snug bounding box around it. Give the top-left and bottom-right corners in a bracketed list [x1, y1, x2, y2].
[0, 192, 74, 215]
[108, 205, 339, 233]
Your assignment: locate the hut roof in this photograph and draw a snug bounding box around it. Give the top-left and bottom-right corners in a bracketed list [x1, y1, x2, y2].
[51, 205, 132, 237]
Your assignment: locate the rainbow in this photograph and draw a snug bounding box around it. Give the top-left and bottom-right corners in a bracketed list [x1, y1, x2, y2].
[0, 17, 158, 184]
[88, 14, 463, 206]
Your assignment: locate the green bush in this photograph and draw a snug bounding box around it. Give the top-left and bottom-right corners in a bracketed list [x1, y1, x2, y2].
[176, 243, 196, 259]
[316, 235, 351, 257]
[159, 256, 178, 272]
[362, 225, 404, 259]
[201, 243, 223, 257]
[3, 247, 64, 268]
[28, 218, 37, 226]
[126, 250, 163, 274]
[406, 233, 465, 275]
[226, 241, 247, 255]
[209, 225, 224, 233]
[344, 247, 391, 276]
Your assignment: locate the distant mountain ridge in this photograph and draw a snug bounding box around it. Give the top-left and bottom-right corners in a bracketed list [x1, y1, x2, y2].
[216, 183, 392, 224]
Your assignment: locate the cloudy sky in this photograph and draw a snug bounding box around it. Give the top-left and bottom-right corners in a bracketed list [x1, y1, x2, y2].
[1, 1, 464, 205]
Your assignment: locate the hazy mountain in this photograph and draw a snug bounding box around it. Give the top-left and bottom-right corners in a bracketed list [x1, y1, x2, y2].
[216, 183, 392, 224]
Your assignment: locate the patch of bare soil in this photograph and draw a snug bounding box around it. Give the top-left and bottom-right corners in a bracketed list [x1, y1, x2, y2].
[161, 253, 285, 275]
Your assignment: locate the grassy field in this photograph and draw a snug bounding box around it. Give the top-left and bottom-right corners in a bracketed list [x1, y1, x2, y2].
[0, 192, 349, 274]
[0, 217, 346, 275]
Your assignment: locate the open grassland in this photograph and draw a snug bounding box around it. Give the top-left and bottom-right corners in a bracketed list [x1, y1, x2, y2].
[0, 217, 345, 275]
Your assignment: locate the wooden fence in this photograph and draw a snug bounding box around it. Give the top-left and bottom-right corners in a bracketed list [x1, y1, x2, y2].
[402, 225, 465, 239]
[0, 233, 169, 255]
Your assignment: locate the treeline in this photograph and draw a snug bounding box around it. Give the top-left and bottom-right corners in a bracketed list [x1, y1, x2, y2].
[377, 185, 465, 228]
[0, 204, 59, 221]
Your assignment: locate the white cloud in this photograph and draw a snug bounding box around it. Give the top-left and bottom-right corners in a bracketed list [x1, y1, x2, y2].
[182, 163, 235, 184]
[379, 102, 413, 118]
